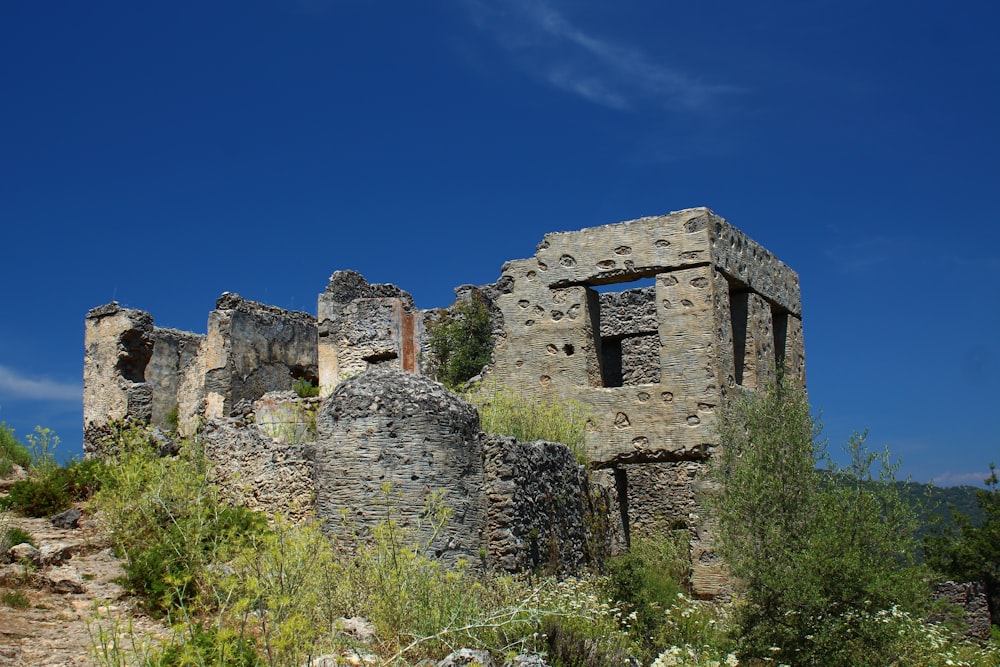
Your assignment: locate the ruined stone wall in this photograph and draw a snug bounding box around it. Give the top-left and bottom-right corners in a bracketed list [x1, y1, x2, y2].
[84, 304, 206, 448]
[317, 271, 422, 394]
[933, 580, 993, 642]
[310, 369, 486, 566]
[482, 207, 804, 597]
[253, 391, 320, 444]
[598, 287, 661, 387]
[200, 416, 314, 523]
[84, 304, 155, 444]
[82, 207, 804, 596]
[485, 207, 803, 467]
[203, 293, 318, 419]
[147, 328, 204, 428]
[484, 435, 623, 573]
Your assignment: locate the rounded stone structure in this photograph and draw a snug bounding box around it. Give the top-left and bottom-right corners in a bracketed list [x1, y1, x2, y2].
[311, 368, 485, 565]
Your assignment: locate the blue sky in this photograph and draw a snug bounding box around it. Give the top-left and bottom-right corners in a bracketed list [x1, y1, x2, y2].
[1, 0, 997, 486]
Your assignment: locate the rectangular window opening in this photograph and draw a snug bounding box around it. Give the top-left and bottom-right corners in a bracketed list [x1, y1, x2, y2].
[729, 290, 749, 387]
[588, 276, 663, 387]
[772, 307, 788, 371]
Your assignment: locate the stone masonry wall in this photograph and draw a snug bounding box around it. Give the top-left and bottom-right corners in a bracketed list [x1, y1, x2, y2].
[200, 417, 314, 523]
[84, 304, 155, 445]
[483, 207, 804, 597]
[317, 271, 422, 394]
[484, 435, 623, 573]
[932, 580, 993, 642]
[486, 207, 803, 467]
[203, 293, 318, 419]
[147, 327, 204, 428]
[310, 369, 486, 567]
[82, 207, 805, 598]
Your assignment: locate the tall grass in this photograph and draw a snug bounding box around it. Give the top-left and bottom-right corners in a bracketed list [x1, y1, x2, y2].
[466, 383, 590, 464]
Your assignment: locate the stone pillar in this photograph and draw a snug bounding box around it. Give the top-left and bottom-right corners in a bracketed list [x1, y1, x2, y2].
[317, 271, 420, 396]
[83, 303, 155, 452]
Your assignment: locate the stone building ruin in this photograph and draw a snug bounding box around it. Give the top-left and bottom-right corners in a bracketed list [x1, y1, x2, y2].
[83, 207, 805, 595]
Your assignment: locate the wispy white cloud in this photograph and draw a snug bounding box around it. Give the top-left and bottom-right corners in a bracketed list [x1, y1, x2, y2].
[461, 0, 742, 111]
[0, 365, 81, 402]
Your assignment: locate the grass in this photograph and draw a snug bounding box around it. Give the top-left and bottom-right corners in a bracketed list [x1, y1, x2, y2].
[466, 382, 590, 465]
[1, 589, 30, 609]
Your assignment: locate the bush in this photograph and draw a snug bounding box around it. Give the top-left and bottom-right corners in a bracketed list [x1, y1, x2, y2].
[427, 294, 494, 389]
[91, 426, 268, 615]
[467, 383, 590, 464]
[2, 525, 36, 549]
[709, 374, 932, 666]
[4, 457, 103, 517]
[292, 377, 319, 398]
[1, 589, 30, 609]
[604, 532, 728, 663]
[0, 423, 31, 477]
[149, 622, 260, 667]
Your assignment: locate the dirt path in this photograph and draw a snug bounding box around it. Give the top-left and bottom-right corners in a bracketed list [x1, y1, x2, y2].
[1, 504, 169, 666]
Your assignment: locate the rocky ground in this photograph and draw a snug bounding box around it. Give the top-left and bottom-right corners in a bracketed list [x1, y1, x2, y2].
[0, 476, 169, 666]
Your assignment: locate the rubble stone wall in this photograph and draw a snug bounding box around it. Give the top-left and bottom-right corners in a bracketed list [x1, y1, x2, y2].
[933, 580, 993, 641]
[203, 293, 318, 419]
[310, 369, 486, 567]
[484, 435, 623, 573]
[317, 271, 422, 394]
[200, 417, 314, 523]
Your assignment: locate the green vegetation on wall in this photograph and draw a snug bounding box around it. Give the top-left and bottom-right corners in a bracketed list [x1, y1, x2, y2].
[467, 383, 590, 464]
[426, 294, 494, 390]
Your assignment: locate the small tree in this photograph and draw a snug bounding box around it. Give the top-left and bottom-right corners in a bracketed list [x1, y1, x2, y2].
[710, 374, 930, 666]
[426, 294, 493, 390]
[925, 462, 1000, 627]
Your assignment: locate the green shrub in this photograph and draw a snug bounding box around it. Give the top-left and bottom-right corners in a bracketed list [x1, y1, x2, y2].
[467, 383, 590, 464]
[427, 294, 494, 389]
[530, 577, 635, 667]
[292, 377, 320, 398]
[5, 457, 103, 517]
[603, 531, 729, 663]
[0, 423, 31, 477]
[7, 472, 72, 516]
[149, 622, 260, 667]
[164, 404, 180, 432]
[1, 589, 30, 609]
[91, 426, 268, 615]
[709, 374, 932, 666]
[2, 526, 36, 549]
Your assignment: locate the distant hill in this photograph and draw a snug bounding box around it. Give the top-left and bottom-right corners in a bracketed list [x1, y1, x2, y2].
[818, 472, 985, 545]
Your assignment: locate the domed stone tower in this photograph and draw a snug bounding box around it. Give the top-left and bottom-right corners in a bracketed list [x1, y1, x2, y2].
[311, 368, 485, 566]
